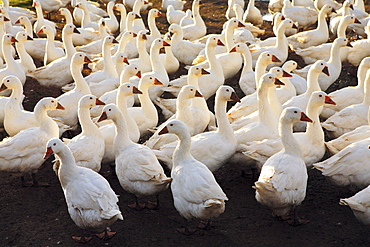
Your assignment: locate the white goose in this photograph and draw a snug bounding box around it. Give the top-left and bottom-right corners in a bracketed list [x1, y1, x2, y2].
[158, 119, 228, 235]
[14, 31, 36, 76]
[128, 75, 163, 136]
[243, 91, 336, 169]
[243, 0, 263, 27]
[30, 24, 78, 88]
[282, 0, 319, 30]
[33, 0, 57, 37]
[287, 4, 336, 50]
[254, 107, 311, 226]
[340, 185, 370, 225]
[57, 95, 105, 173]
[99, 83, 142, 164]
[322, 68, 370, 139]
[145, 9, 163, 52]
[160, 32, 180, 75]
[168, 35, 224, 100]
[0, 97, 63, 187]
[75, 19, 110, 55]
[115, 3, 127, 33]
[38, 25, 65, 65]
[104, 1, 119, 34]
[75, 2, 99, 31]
[182, 0, 207, 41]
[166, 5, 186, 25]
[282, 60, 307, 95]
[162, 0, 186, 11]
[47, 52, 92, 131]
[282, 60, 330, 132]
[314, 136, 370, 191]
[167, 23, 205, 65]
[321, 57, 370, 120]
[146, 85, 203, 150]
[44, 138, 123, 244]
[98, 104, 171, 210]
[128, 31, 151, 74]
[154, 85, 240, 172]
[227, 51, 281, 122]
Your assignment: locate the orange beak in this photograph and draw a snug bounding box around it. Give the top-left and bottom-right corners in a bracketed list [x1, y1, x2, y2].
[43, 146, 53, 160]
[97, 111, 108, 122]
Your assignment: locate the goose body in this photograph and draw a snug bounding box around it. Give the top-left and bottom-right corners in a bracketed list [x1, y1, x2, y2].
[44, 138, 122, 243]
[340, 185, 370, 225]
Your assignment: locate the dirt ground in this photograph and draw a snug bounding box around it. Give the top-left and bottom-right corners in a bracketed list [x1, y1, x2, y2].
[1, 0, 369, 246]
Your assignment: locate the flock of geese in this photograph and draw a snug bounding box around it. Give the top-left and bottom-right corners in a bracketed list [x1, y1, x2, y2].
[2, 0, 370, 243]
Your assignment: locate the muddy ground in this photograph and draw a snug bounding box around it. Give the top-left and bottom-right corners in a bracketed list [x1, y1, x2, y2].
[0, 0, 369, 246]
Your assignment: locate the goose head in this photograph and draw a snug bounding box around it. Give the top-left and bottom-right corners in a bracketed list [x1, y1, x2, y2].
[163, 32, 172, 45]
[259, 73, 285, 90]
[269, 67, 292, 79]
[75, 2, 88, 10]
[15, 31, 33, 42]
[38, 97, 65, 111]
[3, 34, 18, 45]
[278, 18, 298, 31]
[257, 51, 281, 66]
[123, 64, 141, 79]
[227, 18, 245, 30]
[179, 85, 203, 99]
[189, 65, 210, 77]
[272, 12, 285, 27]
[63, 23, 80, 35]
[127, 12, 141, 22]
[138, 30, 148, 41]
[71, 52, 91, 66]
[0, 14, 10, 24]
[0, 75, 22, 91]
[151, 38, 170, 50]
[97, 103, 121, 123]
[158, 119, 189, 136]
[216, 85, 240, 102]
[310, 91, 336, 108]
[149, 8, 162, 18]
[116, 52, 129, 65]
[311, 60, 330, 76]
[44, 138, 67, 160]
[58, 7, 69, 16]
[282, 60, 298, 72]
[114, 3, 126, 13]
[321, 4, 336, 15]
[281, 107, 312, 124]
[37, 25, 54, 35]
[103, 36, 119, 47]
[14, 16, 26, 25]
[78, 94, 105, 109]
[168, 24, 183, 37]
[206, 35, 224, 47]
[118, 83, 143, 97]
[121, 30, 137, 41]
[139, 75, 163, 89]
[341, 15, 361, 25]
[229, 42, 249, 53]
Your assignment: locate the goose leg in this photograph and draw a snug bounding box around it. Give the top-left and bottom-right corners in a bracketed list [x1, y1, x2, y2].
[287, 207, 309, 226]
[146, 195, 161, 210]
[96, 228, 117, 240]
[72, 230, 92, 243]
[176, 226, 197, 236]
[197, 219, 212, 230]
[128, 195, 146, 211]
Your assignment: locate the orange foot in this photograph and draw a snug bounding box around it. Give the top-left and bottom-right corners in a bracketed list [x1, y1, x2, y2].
[72, 235, 92, 243]
[176, 226, 197, 236]
[128, 202, 146, 211]
[146, 201, 161, 210]
[96, 230, 117, 240]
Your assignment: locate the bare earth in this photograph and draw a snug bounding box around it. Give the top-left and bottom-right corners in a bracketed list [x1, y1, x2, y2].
[0, 0, 369, 246]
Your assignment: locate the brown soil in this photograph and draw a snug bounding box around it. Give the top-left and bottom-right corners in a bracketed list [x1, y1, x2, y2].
[0, 0, 369, 246]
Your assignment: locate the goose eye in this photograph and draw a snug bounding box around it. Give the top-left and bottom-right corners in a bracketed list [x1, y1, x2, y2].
[190, 88, 193, 91]
[294, 111, 298, 113]
[170, 124, 173, 126]
[267, 54, 270, 56]
[90, 97, 93, 99]
[319, 95, 322, 97]
[51, 100, 55, 103]
[127, 85, 131, 88]
[108, 109, 112, 111]
[226, 89, 229, 92]
[6, 80, 9, 82]
[53, 143, 56, 146]
[269, 76, 272, 79]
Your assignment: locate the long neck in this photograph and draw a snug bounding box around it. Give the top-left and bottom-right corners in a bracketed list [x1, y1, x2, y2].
[9, 84, 24, 104]
[133, 1, 143, 14]
[63, 12, 73, 25]
[225, 23, 236, 51]
[327, 42, 342, 67]
[119, 9, 127, 33]
[172, 128, 193, 168]
[280, 118, 302, 157]
[57, 149, 80, 189]
[164, 45, 175, 64]
[241, 48, 253, 74]
[81, 7, 92, 28]
[305, 102, 324, 144]
[176, 94, 192, 122]
[3, 42, 17, 66]
[117, 92, 137, 134]
[35, 105, 59, 137]
[79, 105, 100, 135]
[113, 110, 132, 149]
[45, 31, 57, 54]
[23, 19, 33, 37]
[192, 4, 204, 28]
[214, 95, 233, 137]
[16, 40, 35, 71]
[337, 19, 350, 38]
[35, 5, 45, 24]
[62, 32, 76, 59]
[148, 15, 161, 38]
[357, 63, 368, 90]
[268, 85, 283, 118]
[116, 34, 131, 55]
[120, 69, 134, 85]
[274, 23, 288, 50]
[255, 60, 268, 88]
[316, 8, 329, 35]
[258, 84, 278, 131]
[150, 45, 168, 81]
[103, 43, 118, 77]
[362, 72, 370, 105]
[138, 83, 158, 123]
[305, 69, 322, 95]
[137, 38, 150, 61]
[206, 43, 223, 77]
[72, 63, 91, 93]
